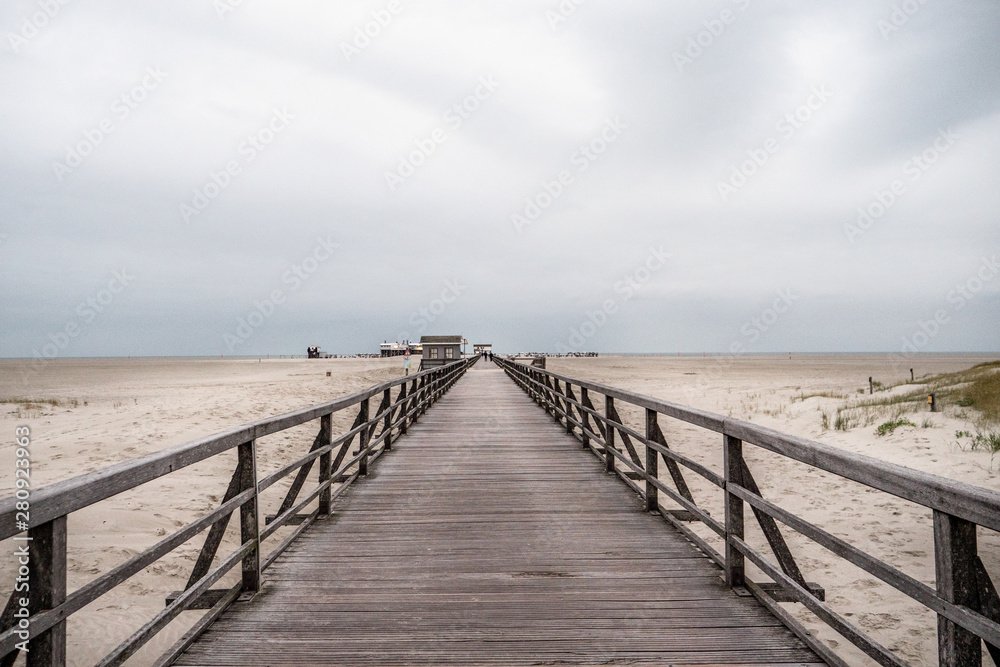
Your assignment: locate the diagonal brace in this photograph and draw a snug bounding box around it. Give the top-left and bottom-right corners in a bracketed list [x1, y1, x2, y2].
[974, 556, 1000, 664]
[738, 458, 808, 589]
[647, 418, 695, 504]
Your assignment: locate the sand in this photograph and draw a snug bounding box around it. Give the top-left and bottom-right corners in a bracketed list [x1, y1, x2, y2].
[545, 354, 1000, 667]
[0, 356, 413, 666]
[1, 354, 997, 666]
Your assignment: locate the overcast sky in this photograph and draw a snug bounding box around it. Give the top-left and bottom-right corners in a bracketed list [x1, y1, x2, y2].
[1, 1, 998, 358]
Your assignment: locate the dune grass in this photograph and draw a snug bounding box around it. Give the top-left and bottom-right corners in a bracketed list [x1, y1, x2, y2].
[833, 361, 1000, 431]
[876, 418, 916, 437]
[959, 365, 1000, 422]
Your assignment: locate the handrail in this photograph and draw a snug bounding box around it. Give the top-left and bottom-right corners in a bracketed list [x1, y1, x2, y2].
[0, 357, 476, 666]
[494, 356, 1000, 667]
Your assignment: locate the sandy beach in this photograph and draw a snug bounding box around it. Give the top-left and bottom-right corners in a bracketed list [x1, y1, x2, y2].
[0, 356, 413, 666]
[545, 354, 1000, 667]
[1, 354, 997, 666]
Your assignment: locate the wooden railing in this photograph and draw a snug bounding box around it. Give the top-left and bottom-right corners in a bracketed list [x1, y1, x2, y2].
[494, 357, 1000, 667]
[0, 357, 475, 667]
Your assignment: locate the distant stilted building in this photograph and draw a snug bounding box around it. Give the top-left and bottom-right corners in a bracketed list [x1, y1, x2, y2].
[380, 341, 410, 357]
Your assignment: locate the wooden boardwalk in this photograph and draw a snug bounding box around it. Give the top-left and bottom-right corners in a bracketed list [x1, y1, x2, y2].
[175, 363, 823, 666]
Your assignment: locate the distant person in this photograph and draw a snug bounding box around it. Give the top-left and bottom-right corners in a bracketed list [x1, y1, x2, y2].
[488, 351, 493, 362]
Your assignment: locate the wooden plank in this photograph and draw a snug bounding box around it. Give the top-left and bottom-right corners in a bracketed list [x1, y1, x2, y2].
[0, 361, 470, 540]
[27, 517, 66, 667]
[185, 460, 243, 589]
[724, 435, 745, 589]
[175, 364, 821, 666]
[933, 510, 981, 666]
[738, 459, 809, 591]
[238, 441, 261, 595]
[499, 360, 1000, 533]
[974, 557, 1000, 664]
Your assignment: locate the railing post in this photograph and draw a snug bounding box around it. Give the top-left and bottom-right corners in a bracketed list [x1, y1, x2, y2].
[407, 378, 418, 427]
[318, 414, 332, 515]
[358, 398, 371, 476]
[564, 383, 573, 434]
[580, 388, 591, 450]
[238, 439, 261, 595]
[399, 383, 409, 436]
[645, 409, 659, 513]
[418, 377, 428, 418]
[27, 516, 67, 667]
[604, 396, 615, 474]
[724, 434, 745, 588]
[933, 510, 981, 666]
[382, 388, 393, 451]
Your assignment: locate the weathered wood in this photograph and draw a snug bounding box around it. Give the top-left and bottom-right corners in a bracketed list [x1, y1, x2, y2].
[729, 482, 1000, 647]
[644, 409, 659, 513]
[97, 542, 254, 667]
[582, 390, 606, 440]
[398, 383, 409, 435]
[564, 383, 577, 434]
[934, 510, 981, 666]
[27, 517, 67, 667]
[318, 414, 333, 515]
[753, 582, 826, 603]
[744, 580, 850, 667]
[382, 388, 394, 449]
[497, 359, 1000, 534]
[604, 396, 616, 474]
[274, 421, 329, 518]
[579, 387, 592, 449]
[186, 461, 243, 589]
[724, 434, 744, 589]
[739, 458, 808, 590]
[0, 591, 22, 667]
[606, 402, 643, 467]
[734, 536, 906, 667]
[358, 399, 371, 476]
[0, 362, 468, 541]
[374, 390, 391, 450]
[646, 415, 695, 503]
[974, 557, 1000, 663]
[153, 584, 241, 667]
[238, 441, 261, 595]
[164, 589, 232, 610]
[724, 418, 1000, 533]
[175, 365, 820, 666]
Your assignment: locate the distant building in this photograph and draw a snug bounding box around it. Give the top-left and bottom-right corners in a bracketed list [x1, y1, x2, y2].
[420, 335, 463, 368]
[473, 343, 492, 355]
[380, 341, 410, 357]
[307, 346, 332, 359]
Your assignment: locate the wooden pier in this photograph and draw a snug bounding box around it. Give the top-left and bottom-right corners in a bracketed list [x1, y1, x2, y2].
[2, 357, 998, 666]
[175, 363, 820, 666]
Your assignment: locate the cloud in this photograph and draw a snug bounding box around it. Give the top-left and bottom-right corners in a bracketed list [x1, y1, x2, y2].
[1, 0, 998, 357]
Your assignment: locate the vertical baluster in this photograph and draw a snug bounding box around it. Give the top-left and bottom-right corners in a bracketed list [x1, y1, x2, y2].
[398, 383, 409, 436]
[318, 415, 333, 515]
[27, 517, 67, 667]
[238, 440, 261, 595]
[358, 398, 370, 476]
[724, 434, 745, 588]
[604, 396, 615, 474]
[564, 383, 575, 435]
[933, 510, 981, 666]
[645, 409, 659, 513]
[580, 388, 591, 450]
[382, 388, 393, 451]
